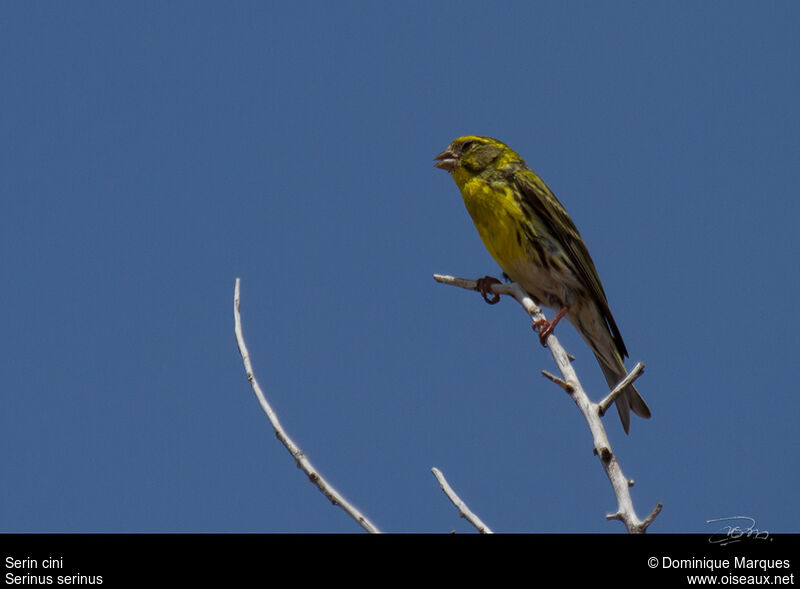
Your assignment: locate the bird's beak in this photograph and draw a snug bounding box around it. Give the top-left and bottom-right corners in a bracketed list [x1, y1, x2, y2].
[433, 148, 457, 172]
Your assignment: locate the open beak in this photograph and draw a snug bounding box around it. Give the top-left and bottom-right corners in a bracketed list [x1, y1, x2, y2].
[433, 148, 457, 172]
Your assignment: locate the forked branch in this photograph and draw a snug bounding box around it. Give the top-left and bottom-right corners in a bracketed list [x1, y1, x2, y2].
[433, 273, 661, 533]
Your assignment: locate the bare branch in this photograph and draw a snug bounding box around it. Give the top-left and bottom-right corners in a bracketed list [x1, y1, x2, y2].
[641, 502, 664, 529]
[597, 362, 646, 417]
[541, 370, 575, 393]
[434, 274, 661, 533]
[234, 278, 380, 533]
[431, 468, 493, 534]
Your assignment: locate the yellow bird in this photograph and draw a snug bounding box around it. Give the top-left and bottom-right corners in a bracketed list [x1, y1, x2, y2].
[435, 135, 650, 433]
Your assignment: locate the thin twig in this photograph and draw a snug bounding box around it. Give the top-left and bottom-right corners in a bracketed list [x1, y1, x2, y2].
[234, 278, 380, 533]
[541, 370, 574, 392]
[433, 273, 661, 533]
[641, 502, 664, 528]
[597, 362, 645, 416]
[431, 468, 493, 534]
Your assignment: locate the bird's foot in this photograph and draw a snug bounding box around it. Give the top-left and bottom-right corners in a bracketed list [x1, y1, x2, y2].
[532, 306, 569, 346]
[475, 276, 502, 305]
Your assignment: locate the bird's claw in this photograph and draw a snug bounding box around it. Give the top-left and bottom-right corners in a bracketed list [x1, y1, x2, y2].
[532, 319, 554, 346]
[532, 306, 570, 346]
[475, 276, 501, 305]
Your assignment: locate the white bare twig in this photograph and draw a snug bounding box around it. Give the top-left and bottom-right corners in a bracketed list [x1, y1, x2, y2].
[431, 468, 493, 533]
[598, 362, 646, 417]
[433, 273, 662, 534]
[234, 278, 380, 533]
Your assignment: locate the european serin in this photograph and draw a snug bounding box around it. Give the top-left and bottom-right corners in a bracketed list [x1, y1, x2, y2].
[434, 135, 650, 434]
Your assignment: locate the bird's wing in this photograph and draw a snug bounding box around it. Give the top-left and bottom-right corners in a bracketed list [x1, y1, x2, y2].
[514, 169, 628, 359]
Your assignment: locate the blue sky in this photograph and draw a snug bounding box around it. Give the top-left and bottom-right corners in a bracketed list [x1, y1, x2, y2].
[1, 2, 798, 533]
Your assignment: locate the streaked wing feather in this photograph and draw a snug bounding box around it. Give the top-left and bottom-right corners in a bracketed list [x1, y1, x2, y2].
[514, 169, 628, 359]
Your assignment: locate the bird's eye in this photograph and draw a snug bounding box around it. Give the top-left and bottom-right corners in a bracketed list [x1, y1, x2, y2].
[461, 140, 475, 152]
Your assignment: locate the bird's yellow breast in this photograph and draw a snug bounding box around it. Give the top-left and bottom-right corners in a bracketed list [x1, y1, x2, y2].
[456, 175, 530, 275]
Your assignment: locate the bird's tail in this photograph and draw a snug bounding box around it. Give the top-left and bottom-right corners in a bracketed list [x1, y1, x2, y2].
[597, 355, 651, 435]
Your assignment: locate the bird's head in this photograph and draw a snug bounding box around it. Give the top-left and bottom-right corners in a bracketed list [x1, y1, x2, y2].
[434, 136, 523, 186]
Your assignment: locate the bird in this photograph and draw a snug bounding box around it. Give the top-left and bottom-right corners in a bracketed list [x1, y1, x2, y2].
[434, 135, 650, 433]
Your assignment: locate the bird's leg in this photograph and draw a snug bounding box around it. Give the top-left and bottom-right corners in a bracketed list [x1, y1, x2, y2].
[475, 275, 502, 305]
[532, 306, 569, 346]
